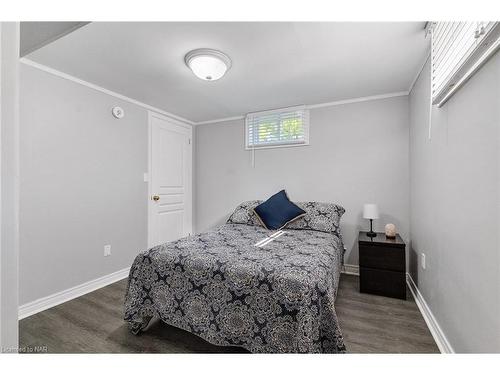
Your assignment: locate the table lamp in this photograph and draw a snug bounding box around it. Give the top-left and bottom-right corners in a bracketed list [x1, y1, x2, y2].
[363, 203, 379, 238]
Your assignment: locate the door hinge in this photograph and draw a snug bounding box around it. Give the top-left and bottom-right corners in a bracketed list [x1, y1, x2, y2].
[188, 138, 191, 145]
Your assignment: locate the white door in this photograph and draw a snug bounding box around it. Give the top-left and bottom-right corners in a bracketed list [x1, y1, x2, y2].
[148, 112, 192, 248]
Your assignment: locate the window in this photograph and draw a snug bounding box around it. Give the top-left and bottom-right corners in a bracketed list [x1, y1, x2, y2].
[431, 21, 500, 106]
[245, 106, 309, 149]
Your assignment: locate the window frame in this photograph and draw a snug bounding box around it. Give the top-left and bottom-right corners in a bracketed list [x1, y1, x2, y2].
[244, 105, 310, 150]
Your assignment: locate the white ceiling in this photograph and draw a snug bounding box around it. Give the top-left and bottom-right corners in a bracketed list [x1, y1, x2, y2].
[20, 22, 89, 57]
[26, 22, 429, 123]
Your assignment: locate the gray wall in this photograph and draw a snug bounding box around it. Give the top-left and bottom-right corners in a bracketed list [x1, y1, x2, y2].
[409, 52, 500, 352]
[195, 96, 410, 265]
[1, 22, 20, 352]
[19, 64, 148, 305]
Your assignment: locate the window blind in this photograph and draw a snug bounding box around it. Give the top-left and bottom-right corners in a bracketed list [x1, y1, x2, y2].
[431, 21, 500, 106]
[245, 106, 309, 149]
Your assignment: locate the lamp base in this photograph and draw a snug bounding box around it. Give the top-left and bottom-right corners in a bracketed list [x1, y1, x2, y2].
[366, 231, 377, 238]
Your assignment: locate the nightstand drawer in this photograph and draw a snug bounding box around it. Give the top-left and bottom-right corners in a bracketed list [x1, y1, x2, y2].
[359, 244, 405, 272]
[360, 267, 406, 299]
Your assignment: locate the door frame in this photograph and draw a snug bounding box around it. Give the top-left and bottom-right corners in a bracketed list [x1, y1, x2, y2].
[147, 111, 193, 248]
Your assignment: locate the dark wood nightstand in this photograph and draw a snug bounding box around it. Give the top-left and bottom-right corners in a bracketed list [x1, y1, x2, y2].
[358, 231, 406, 300]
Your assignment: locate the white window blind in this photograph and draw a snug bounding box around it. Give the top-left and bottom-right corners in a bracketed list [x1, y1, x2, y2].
[431, 21, 500, 106]
[245, 106, 309, 149]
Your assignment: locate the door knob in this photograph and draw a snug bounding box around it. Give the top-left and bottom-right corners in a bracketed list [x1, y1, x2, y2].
[152, 195, 160, 201]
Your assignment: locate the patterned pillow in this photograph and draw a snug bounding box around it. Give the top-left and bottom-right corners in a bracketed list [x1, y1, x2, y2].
[226, 200, 263, 227]
[286, 202, 345, 234]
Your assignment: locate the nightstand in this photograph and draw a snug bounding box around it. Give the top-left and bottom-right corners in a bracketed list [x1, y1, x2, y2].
[358, 231, 406, 300]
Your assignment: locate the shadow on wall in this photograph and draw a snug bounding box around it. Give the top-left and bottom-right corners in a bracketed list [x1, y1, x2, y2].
[342, 221, 359, 264]
[408, 245, 419, 284]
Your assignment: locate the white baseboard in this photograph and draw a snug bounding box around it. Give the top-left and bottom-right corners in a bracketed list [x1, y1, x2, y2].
[406, 273, 454, 353]
[342, 264, 360, 275]
[18, 267, 130, 320]
[18, 265, 453, 353]
[341, 264, 453, 353]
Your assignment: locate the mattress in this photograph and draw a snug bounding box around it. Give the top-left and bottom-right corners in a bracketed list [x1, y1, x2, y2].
[124, 223, 346, 353]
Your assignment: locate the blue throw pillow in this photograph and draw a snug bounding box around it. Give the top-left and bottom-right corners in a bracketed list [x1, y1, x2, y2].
[253, 190, 306, 230]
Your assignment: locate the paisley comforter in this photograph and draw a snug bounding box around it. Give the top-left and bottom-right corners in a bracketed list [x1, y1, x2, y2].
[124, 223, 346, 353]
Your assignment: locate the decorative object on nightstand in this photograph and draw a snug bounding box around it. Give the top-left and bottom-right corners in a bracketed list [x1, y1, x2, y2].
[363, 203, 379, 237]
[385, 223, 397, 238]
[358, 231, 406, 300]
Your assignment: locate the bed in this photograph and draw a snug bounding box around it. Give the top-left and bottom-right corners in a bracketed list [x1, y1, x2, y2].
[124, 201, 346, 353]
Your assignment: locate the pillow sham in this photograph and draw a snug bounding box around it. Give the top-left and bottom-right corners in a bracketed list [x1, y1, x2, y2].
[286, 201, 345, 234]
[253, 190, 306, 230]
[226, 200, 263, 227]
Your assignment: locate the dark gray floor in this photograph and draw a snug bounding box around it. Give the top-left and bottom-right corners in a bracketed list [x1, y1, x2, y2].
[19, 274, 439, 353]
[335, 275, 439, 353]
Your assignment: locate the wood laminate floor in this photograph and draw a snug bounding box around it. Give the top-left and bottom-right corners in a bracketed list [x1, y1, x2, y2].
[19, 274, 439, 353]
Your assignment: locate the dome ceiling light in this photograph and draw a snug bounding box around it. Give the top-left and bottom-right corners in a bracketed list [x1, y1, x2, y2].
[184, 48, 232, 81]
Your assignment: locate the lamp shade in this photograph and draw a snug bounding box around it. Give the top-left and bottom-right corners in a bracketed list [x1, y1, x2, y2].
[363, 204, 379, 219]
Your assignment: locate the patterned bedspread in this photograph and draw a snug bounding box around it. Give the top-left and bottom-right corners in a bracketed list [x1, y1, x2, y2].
[124, 223, 346, 353]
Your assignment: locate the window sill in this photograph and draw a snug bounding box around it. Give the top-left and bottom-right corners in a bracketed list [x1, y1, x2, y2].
[245, 142, 309, 151]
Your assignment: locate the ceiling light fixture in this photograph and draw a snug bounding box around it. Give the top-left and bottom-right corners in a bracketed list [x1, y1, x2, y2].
[184, 48, 231, 81]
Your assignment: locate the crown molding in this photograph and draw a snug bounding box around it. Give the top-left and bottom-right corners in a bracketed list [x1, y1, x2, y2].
[408, 50, 431, 95]
[21, 57, 418, 127]
[19, 58, 195, 125]
[195, 115, 245, 125]
[194, 91, 409, 126]
[306, 91, 409, 109]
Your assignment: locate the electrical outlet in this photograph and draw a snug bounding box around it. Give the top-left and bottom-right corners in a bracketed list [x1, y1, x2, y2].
[104, 245, 111, 257]
[421, 253, 426, 270]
